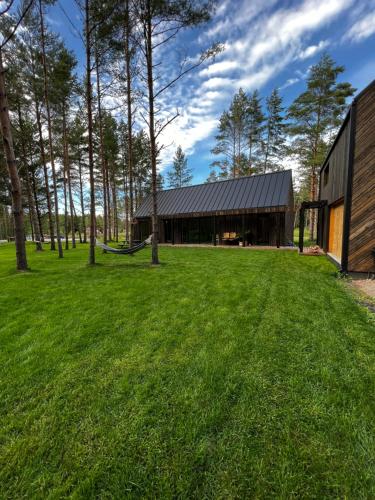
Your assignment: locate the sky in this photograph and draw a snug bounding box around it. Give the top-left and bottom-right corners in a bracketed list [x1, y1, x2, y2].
[19, 0, 375, 183]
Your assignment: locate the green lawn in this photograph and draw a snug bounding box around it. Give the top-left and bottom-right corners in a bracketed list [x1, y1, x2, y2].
[293, 227, 316, 247]
[1, 243, 374, 498]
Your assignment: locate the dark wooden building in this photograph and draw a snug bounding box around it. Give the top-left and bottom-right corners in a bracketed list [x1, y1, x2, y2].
[134, 170, 294, 247]
[316, 80, 375, 273]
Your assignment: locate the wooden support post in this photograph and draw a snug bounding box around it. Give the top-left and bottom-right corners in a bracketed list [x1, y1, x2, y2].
[241, 214, 245, 247]
[213, 215, 216, 246]
[299, 207, 305, 253]
[276, 213, 281, 248]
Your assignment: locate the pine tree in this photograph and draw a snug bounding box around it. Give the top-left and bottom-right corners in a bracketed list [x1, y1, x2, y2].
[0, 49, 28, 270]
[247, 90, 265, 173]
[211, 88, 250, 178]
[134, 0, 220, 265]
[288, 53, 355, 238]
[262, 88, 285, 173]
[205, 170, 219, 183]
[167, 146, 193, 188]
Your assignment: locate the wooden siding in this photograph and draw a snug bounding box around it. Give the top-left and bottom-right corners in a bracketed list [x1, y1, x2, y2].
[328, 202, 344, 262]
[348, 86, 375, 273]
[319, 119, 350, 206]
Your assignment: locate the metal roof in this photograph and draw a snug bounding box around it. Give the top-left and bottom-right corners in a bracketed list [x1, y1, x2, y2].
[134, 170, 293, 218]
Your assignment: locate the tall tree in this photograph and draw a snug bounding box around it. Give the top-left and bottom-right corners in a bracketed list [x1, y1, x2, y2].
[38, 0, 63, 258]
[288, 53, 355, 238]
[49, 46, 78, 249]
[135, 0, 220, 264]
[0, 49, 28, 270]
[17, 6, 56, 249]
[211, 89, 250, 178]
[123, 0, 135, 245]
[167, 146, 192, 188]
[262, 88, 285, 173]
[84, 0, 96, 265]
[247, 90, 264, 173]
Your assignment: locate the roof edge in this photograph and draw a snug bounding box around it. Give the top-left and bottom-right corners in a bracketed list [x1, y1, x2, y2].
[157, 169, 293, 195]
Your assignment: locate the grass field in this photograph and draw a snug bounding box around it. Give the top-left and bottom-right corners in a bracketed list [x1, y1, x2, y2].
[1, 242, 375, 498]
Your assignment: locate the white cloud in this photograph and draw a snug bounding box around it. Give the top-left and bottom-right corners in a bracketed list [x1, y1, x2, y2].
[199, 60, 239, 77]
[280, 77, 300, 90]
[345, 11, 375, 42]
[202, 77, 234, 89]
[298, 40, 329, 59]
[147, 0, 355, 170]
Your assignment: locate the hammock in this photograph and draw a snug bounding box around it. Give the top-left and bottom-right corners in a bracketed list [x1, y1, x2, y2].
[96, 235, 152, 255]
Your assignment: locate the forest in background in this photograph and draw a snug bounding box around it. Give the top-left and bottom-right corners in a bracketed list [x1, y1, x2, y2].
[0, 0, 356, 270]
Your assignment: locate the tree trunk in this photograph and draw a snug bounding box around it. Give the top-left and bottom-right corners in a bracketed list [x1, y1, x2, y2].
[111, 178, 118, 242]
[17, 104, 43, 251]
[263, 126, 271, 174]
[26, 171, 42, 250]
[78, 151, 87, 243]
[123, 167, 129, 242]
[95, 49, 108, 245]
[309, 169, 317, 241]
[73, 204, 82, 243]
[63, 161, 69, 250]
[39, 0, 63, 258]
[124, 0, 134, 246]
[67, 159, 76, 248]
[85, 0, 96, 265]
[63, 105, 76, 248]
[32, 170, 44, 242]
[35, 100, 55, 249]
[145, 2, 159, 264]
[0, 49, 28, 270]
[106, 162, 112, 241]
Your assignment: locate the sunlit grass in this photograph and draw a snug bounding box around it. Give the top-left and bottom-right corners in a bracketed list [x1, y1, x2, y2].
[0, 242, 374, 498]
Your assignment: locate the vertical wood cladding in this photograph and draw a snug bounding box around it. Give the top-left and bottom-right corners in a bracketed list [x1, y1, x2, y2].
[348, 85, 375, 273]
[319, 119, 350, 206]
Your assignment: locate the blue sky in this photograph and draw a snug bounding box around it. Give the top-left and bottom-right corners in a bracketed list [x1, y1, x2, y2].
[39, 0, 375, 183]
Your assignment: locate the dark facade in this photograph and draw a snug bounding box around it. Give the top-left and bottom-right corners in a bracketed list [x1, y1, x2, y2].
[317, 80, 375, 273]
[134, 170, 294, 247]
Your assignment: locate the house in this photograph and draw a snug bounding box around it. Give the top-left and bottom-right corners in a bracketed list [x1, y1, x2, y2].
[314, 80, 375, 273]
[134, 170, 294, 247]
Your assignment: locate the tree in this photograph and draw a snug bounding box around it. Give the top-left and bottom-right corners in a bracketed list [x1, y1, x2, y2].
[38, 0, 63, 258]
[123, 0, 135, 245]
[262, 88, 285, 173]
[49, 46, 78, 249]
[288, 53, 355, 239]
[0, 49, 28, 270]
[167, 146, 192, 188]
[84, 0, 97, 265]
[69, 110, 88, 244]
[205, 170, 219, 183]
[247, 90, 264, 173]
[211, 88, 250, 178]
[134, 0, 221, 264]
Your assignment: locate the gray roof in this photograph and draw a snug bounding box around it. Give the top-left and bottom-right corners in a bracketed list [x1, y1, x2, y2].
[134, 170, 292, 218]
